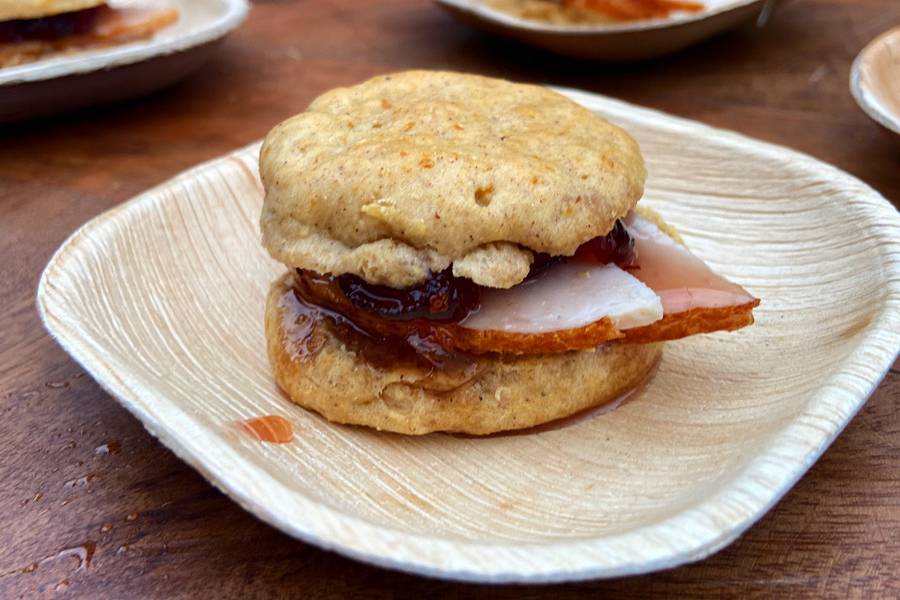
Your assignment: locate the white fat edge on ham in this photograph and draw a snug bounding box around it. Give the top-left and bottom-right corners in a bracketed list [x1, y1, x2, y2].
[457, 212, 755, 335]
[623, 213, 756, 315]
[459, 262, 663, 334]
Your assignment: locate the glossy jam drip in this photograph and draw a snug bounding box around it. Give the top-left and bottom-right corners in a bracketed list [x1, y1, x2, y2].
[239, 416, 294, 444]
[0, 6, 104, 43]
[281, 289, 328, 361]
[286, 282, 482, 392]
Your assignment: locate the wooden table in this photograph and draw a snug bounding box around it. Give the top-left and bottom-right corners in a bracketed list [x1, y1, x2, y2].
[2, 0, 898, 597]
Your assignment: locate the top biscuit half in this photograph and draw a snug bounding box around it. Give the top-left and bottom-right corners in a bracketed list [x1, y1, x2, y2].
[0, 0, 105, 21]
[260, 70, 646, 289]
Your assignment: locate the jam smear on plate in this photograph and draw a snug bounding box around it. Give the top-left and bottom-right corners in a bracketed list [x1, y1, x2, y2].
[239, 415, 294, 444]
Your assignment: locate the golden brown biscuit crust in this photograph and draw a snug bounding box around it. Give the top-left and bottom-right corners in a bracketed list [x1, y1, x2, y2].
[260, 71, 646, 289]
[0, 0, 104, 21]
[266, 272, 661, 435]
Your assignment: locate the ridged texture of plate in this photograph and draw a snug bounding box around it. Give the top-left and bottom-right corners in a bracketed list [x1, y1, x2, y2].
[0, 0, 248, 85]
[37, 88, 900, 582]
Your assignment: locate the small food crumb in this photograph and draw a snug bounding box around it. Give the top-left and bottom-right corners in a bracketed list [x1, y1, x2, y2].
[474, 185, 495, 206]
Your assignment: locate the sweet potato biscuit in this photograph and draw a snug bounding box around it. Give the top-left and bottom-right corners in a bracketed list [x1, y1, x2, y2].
[266, 272, 661, 435]
[260, 70, 646, 289]
[0, 0, 103, 21]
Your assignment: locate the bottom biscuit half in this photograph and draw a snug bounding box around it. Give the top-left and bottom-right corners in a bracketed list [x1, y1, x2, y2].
[265, 272, 662, 435]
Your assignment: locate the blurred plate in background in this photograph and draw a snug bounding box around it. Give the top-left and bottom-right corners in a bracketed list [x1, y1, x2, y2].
[435, 0, 771, 60]
[0, 0, 248, 123]
[850, 26, 900, 136]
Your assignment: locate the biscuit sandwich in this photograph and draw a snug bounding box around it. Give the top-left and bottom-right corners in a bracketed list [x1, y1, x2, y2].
[260, 70, 759, 435]
[0, 0, 177, 68]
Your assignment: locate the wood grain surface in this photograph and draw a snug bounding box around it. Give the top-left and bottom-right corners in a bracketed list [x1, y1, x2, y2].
[1, 0, 898, 597]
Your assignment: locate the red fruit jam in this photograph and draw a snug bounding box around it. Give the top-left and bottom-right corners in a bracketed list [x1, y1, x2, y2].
[573, 219, 636, 267]
[323, 219, 635, 323]
[336, 268, 481, 323]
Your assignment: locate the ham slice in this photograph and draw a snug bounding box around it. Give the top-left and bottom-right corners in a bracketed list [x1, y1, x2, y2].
[454, 211, 758, 347]
[460, 262, 663, 333]
[619, 213, 759, 343]
[623, 213, 756, 315]
[292, 211, 758, 354]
